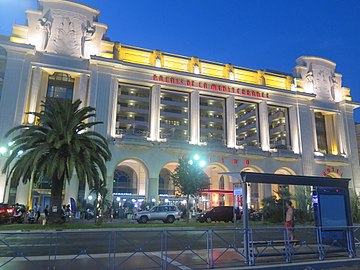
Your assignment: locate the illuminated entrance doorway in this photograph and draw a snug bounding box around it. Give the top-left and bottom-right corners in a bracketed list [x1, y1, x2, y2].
[112, 159, 147, 209]
[158, 162, 179, 204]
[199, 163, 232, 210]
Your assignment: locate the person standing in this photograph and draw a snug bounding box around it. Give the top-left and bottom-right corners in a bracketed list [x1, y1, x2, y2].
[34, 203, 41, 222]
[285, 200, 295, 241]
[44, 205, 49, 221]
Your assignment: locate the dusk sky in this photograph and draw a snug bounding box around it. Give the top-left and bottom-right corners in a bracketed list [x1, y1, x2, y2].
[1, 0, 360, 122]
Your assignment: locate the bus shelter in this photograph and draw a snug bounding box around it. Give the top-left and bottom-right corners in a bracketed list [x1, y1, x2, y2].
[220, 171, 354, 265]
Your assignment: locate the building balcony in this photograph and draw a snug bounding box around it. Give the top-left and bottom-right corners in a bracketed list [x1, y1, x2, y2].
[118, 106, 149, 115]
[161, 111, 188, 118]
[235, 103, 255, 114]
[237, 122, 257, 132]
[200, 116, 224, 123]
[200, 127, 224, 135]
[116, 119, 149, 127]
[269, 125, 286, 135]
[118, 93, 149, 103]
[236, 110, 256, 122]
[268, 111, 285, 122]
[115, 128, 149, 137]
[199, 105, 224, 113]
[161, 99, 188, 107]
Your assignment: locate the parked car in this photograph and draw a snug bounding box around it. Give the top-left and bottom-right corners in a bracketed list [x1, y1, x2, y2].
[197, 206, 241, 223]
[0, 203, 14, 224]
[133, 205, 181, 224]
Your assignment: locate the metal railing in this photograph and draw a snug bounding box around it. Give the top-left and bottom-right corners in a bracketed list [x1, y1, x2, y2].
[0, 226, 359, 269]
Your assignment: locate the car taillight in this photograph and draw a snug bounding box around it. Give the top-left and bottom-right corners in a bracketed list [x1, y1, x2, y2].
[0, 209, 5, 214]
[7, 208, 14, 214]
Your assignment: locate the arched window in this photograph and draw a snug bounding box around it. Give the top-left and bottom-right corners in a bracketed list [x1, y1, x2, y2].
[113, 165, 138, 194]
[229, 70, 234, 80]
[155, 57, 161, 68]
[219, 175, 225, 190]
[193, 64, 200, 74]
[159, 168, 175, 195]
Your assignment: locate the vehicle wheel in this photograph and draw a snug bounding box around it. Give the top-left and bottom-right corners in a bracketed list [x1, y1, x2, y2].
[166, 216, 175, 224]
[206, 217, 212, 223]
[140, 216, 148, 224]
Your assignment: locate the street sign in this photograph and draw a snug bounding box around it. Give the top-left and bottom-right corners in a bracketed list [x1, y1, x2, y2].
[233, 187, 242, 196]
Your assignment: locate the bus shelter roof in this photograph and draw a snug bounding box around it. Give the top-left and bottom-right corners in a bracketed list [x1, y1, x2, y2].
[220, 171, 350, 189]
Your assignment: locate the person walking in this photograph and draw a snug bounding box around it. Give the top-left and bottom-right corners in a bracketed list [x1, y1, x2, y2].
[285, 200, 295, 241]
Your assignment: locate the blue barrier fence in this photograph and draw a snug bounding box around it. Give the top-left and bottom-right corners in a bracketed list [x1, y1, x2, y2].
[0, 226, 359, 269]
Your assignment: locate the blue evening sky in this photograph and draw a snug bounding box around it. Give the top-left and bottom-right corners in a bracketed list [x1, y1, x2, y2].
[1, 0, 360, 122]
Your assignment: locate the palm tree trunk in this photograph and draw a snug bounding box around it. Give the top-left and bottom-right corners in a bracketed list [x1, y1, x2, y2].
[48, 175, 65, 224]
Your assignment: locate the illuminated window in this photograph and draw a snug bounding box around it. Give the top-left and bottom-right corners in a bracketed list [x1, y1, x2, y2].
[229, 70, 234, 80]
[200, 96, 225, 144]
[116, 84, 150, 136]
[235, 101, 259, 147]
[194, 64, 200, 74]
[314, 112, 338, 155]
[160, 89, 189, 140]
[155, 57, 161, 68]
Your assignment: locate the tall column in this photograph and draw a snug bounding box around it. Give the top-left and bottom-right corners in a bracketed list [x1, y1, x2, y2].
[106, 175, 114, 202]
[259, 101, 270, 151]
[190, 91, 200, 145]
[335, 112, 346, 155]
[311, 110, 318, 151]
[0, 159, 8, 203]
[16, 181, 31, 206]
[226, 96, 236, 148]
[27, 67, 42, 124]
[64, 175, 79, 205]
[148, 85, 161, 141]
[289, 106, 300, 154]
[109, 77, 119, 137]
[147, 178, 159, 204]
[340, 103, 360, 191]
[74, 73, 89, 107]
[298, 104, 315, 176]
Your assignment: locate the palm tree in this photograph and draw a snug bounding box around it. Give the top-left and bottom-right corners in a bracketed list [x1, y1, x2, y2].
[2, 99, 111, 223]
[170, 158, 210, 222]
[90, 179, 111, 225]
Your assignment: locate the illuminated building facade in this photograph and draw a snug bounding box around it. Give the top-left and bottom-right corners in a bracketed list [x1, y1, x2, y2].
[0, 0, 359, 210]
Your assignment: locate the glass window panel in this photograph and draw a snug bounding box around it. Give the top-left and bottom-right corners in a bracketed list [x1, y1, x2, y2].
[268, 105, 290, 149]
[116, 84, 150, 136]
[235, 101, 259, 147]
[199, 96, 225, 145]
[47, 72, 74, 101]
[160, 90, 189, 141]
